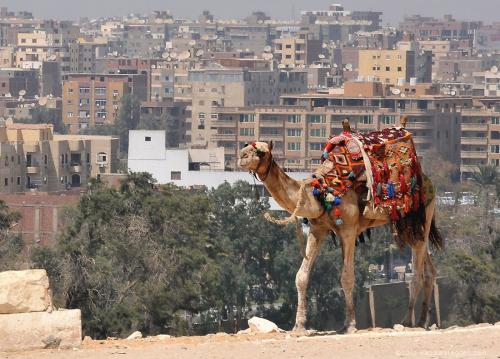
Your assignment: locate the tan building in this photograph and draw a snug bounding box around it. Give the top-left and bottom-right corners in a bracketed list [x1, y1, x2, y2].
[62, 73, 147, 132]
[358, 47, 431, 85]
[460, 105, 500, 179]
[212, 85, 468, 170]
[188, 65, 307, 147]
[274, 34, 322, 68]
[0, 120, 119, 192]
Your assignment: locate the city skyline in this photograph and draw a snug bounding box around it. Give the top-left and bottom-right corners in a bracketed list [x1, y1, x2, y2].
[1, 0, 498, 24]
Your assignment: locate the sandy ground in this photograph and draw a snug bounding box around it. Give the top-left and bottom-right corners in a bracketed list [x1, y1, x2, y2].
[2, 324, 500, 359]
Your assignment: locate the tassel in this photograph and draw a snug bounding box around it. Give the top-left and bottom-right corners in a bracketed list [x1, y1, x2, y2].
[376, 183, 382, 197]
[399, 173, 407, 193]
[336, 218, 344, 226]
[333, 196, 342, 206]
[348, 171, 356, 180]
[404, 194, 411, 213]
[390, 202, 399, 221]
[334, 207, 342, 217]
[412, 192, 420, 211]
[373, 165, 380, 183]
[387, 181, 395, 199]
[383, 161, 390, 180]
[410, 176, 417, 194]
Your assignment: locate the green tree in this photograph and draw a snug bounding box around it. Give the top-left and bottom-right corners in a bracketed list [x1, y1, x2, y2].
[471, 164, 499, 235]
[0, 200, 24, 271]
[17, 107, 68, 134]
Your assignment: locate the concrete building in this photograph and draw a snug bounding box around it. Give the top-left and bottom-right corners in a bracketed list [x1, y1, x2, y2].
[0, 120, 119, 193]
[399, 15, 481, 41]
[274, 34, 322, 68]
[472, 68, 500, 97]
[0, 67, 39, 97]
[188, 64, 307, 147]
[358, 47, 432, 85]
[211, 82, 468, 170]
[62, 73, 148, 132]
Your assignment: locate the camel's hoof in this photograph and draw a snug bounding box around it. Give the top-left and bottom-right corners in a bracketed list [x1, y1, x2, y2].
[292, 324, 306, 334]
[401, 319, 415, 328]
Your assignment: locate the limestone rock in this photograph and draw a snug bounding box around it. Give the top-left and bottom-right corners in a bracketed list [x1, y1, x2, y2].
[0, 309, 82, 352]
[248, 317, 279, 334]
[126, 331, 142, 340]
[0, 269, 51, 314]
[156, 334, 171, 340]
[393, 324, 405, 332]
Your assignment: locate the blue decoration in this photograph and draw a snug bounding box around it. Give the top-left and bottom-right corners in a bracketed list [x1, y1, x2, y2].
[387, 181, 395, 199]
[377, 183, 382, 196]
[312, 188, 321, 197]
[333, 196, 342, 206]
[336, 218, 344, 226]
[348, 171, 356, 180]
[322, 151, 329, 160]
[327, 187, 334, 193]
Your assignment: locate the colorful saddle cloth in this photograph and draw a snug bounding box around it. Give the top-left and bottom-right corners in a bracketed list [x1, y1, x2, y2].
[312, 127, 427, 225]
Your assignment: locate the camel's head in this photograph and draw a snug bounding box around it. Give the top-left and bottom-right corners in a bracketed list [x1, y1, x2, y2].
[238, 141, 273, 174]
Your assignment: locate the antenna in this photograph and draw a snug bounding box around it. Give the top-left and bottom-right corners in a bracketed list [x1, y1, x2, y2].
[318, 54, 325, 59]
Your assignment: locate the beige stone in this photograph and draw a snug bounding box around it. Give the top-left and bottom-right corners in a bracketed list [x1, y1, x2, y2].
[0, 309, 82, 352]
[248, 317, 279, 334]
[126, 331, 142, 340]
[0, 269, 51, 314]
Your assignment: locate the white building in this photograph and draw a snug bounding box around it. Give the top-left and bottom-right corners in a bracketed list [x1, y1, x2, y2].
[128, 130, 310, 210]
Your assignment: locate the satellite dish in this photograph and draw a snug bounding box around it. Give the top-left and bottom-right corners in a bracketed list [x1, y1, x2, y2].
[345, 63, 353, 70]
[188, 40, 196, 46]
[262, 53, 273, 61]
[450, 90, 457, 96]
[391, 88, 401, 95]
[400, 93, 406, 98]
[491, 66, 499, 74]
[318, 54, 325, 59]
[263, 45, 272, 53]
[196, 49, 204, 57]
[5, 93, 11, 98]
[333, 63, 338, 68]
[178, 51, 191, 61]
[49, 54, 57, 61]
[34, 95, 39, 99]
[161, 52, 169, 59]
[322, 43, 328, 49]
[170, 52, 178, 60]
[19, 90, 26, 96]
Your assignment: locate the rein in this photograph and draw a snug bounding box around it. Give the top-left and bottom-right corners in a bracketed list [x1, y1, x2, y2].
[250, 156, 274, 182]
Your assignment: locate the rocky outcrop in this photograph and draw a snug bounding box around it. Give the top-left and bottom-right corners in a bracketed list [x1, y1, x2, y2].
[0, 309, 82, 351]
[248, 317, 280, 334]
[0, 269, 51, 314]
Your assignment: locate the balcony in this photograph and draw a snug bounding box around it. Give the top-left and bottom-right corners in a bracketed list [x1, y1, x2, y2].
[260, 121, 283, 127]
[407, 122, 433, 130]
[211, 133, 236, 141]
[460, 151, 488, 159]
[460, 137, 488, 145]
[413, 136, 433, 144]
[461, 123, 488, 131]
[26, 165, 40, 174]
[211, 120, 236, 128]
[70, 165, 83, 173]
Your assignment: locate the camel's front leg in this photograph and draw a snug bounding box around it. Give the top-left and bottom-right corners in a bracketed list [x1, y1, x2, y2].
[340, 229, 357, 333]
[293, 226, 326, 332]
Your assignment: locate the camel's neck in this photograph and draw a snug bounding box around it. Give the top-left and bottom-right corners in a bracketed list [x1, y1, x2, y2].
[259, 159, 302, 213]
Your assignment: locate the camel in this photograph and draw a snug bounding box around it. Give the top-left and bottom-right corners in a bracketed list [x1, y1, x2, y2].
[238, 125, 442, 333]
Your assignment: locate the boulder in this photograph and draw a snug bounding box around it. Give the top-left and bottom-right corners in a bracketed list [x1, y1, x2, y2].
[248, 317, 279, 334]
[126, 331, 142, 340]
[0, 309, 82, 352]
[0, 269, 51, 314]
[393, 324, 405, 332]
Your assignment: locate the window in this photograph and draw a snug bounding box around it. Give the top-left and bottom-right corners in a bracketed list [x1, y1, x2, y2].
[239, 114, 255, 122]
[310, 128, 326, 137]
[16, 177, 21, 185]
[380, 115, 396, 125]
[287, 142, 301, 151]
[359, 115, 373, 125]
[95, 99, 107, 107]
[171, 171, 181, 180]
[287, 115, 301, 123]
[44, 155, 48, 165]
[386, 66, 390, 71]
[309, 143, 322, 151]
[97, 152, 107, 163]
[492, 117, 500, 125]
[68, 112, 73, 118]
[4, 178, 7, 186]
[491, 145, 500, 153]
[311, 159, 321, 165]
[397, 66, 402, 72]
[145, 136, 151, 142]
[385, 54, 391, 60]
[308, 115, 326, 124]
[95, 87, 106, 95]
[79, 87, 90, 94]
[239, 128, 254, 136]
[287, 128, 302, 137]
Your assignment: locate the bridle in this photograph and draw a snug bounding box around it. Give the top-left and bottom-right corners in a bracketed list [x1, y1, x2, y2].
[251, 153, 274, 182]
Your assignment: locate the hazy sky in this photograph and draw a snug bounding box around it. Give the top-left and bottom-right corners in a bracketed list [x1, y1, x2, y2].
[2, 0, 498, 24]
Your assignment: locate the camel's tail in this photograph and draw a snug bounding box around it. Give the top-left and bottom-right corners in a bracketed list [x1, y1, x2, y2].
[429, 216, 444, 250]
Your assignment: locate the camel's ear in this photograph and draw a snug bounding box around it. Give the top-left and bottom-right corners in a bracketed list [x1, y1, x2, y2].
[268, 140, 274, 152]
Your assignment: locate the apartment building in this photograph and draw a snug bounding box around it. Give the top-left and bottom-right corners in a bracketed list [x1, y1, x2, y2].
[399, 15, 481, 41]
[211, 82, 468, 170]
[188, 65, 307, 147]
[358, 47, 432, 85]
[274, 34, 322, 68]
[472, 68, 500, 96]
[460, 104, 500, 179]
[62, 73, 148, 132]
[0, 67, 39, 97]
[0, 120, 119, 193]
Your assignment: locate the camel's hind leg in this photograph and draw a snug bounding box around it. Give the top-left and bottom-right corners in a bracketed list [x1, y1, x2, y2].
[403, 198, 437, 328]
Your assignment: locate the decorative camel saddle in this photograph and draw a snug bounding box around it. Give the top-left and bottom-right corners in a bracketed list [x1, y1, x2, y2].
[312, 120, 433, 226]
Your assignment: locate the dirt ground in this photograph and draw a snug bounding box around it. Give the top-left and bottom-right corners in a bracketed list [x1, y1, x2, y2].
[2, 324, 500, 359]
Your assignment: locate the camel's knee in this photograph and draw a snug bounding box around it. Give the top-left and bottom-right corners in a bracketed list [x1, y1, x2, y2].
[295, 269, 308, 292]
